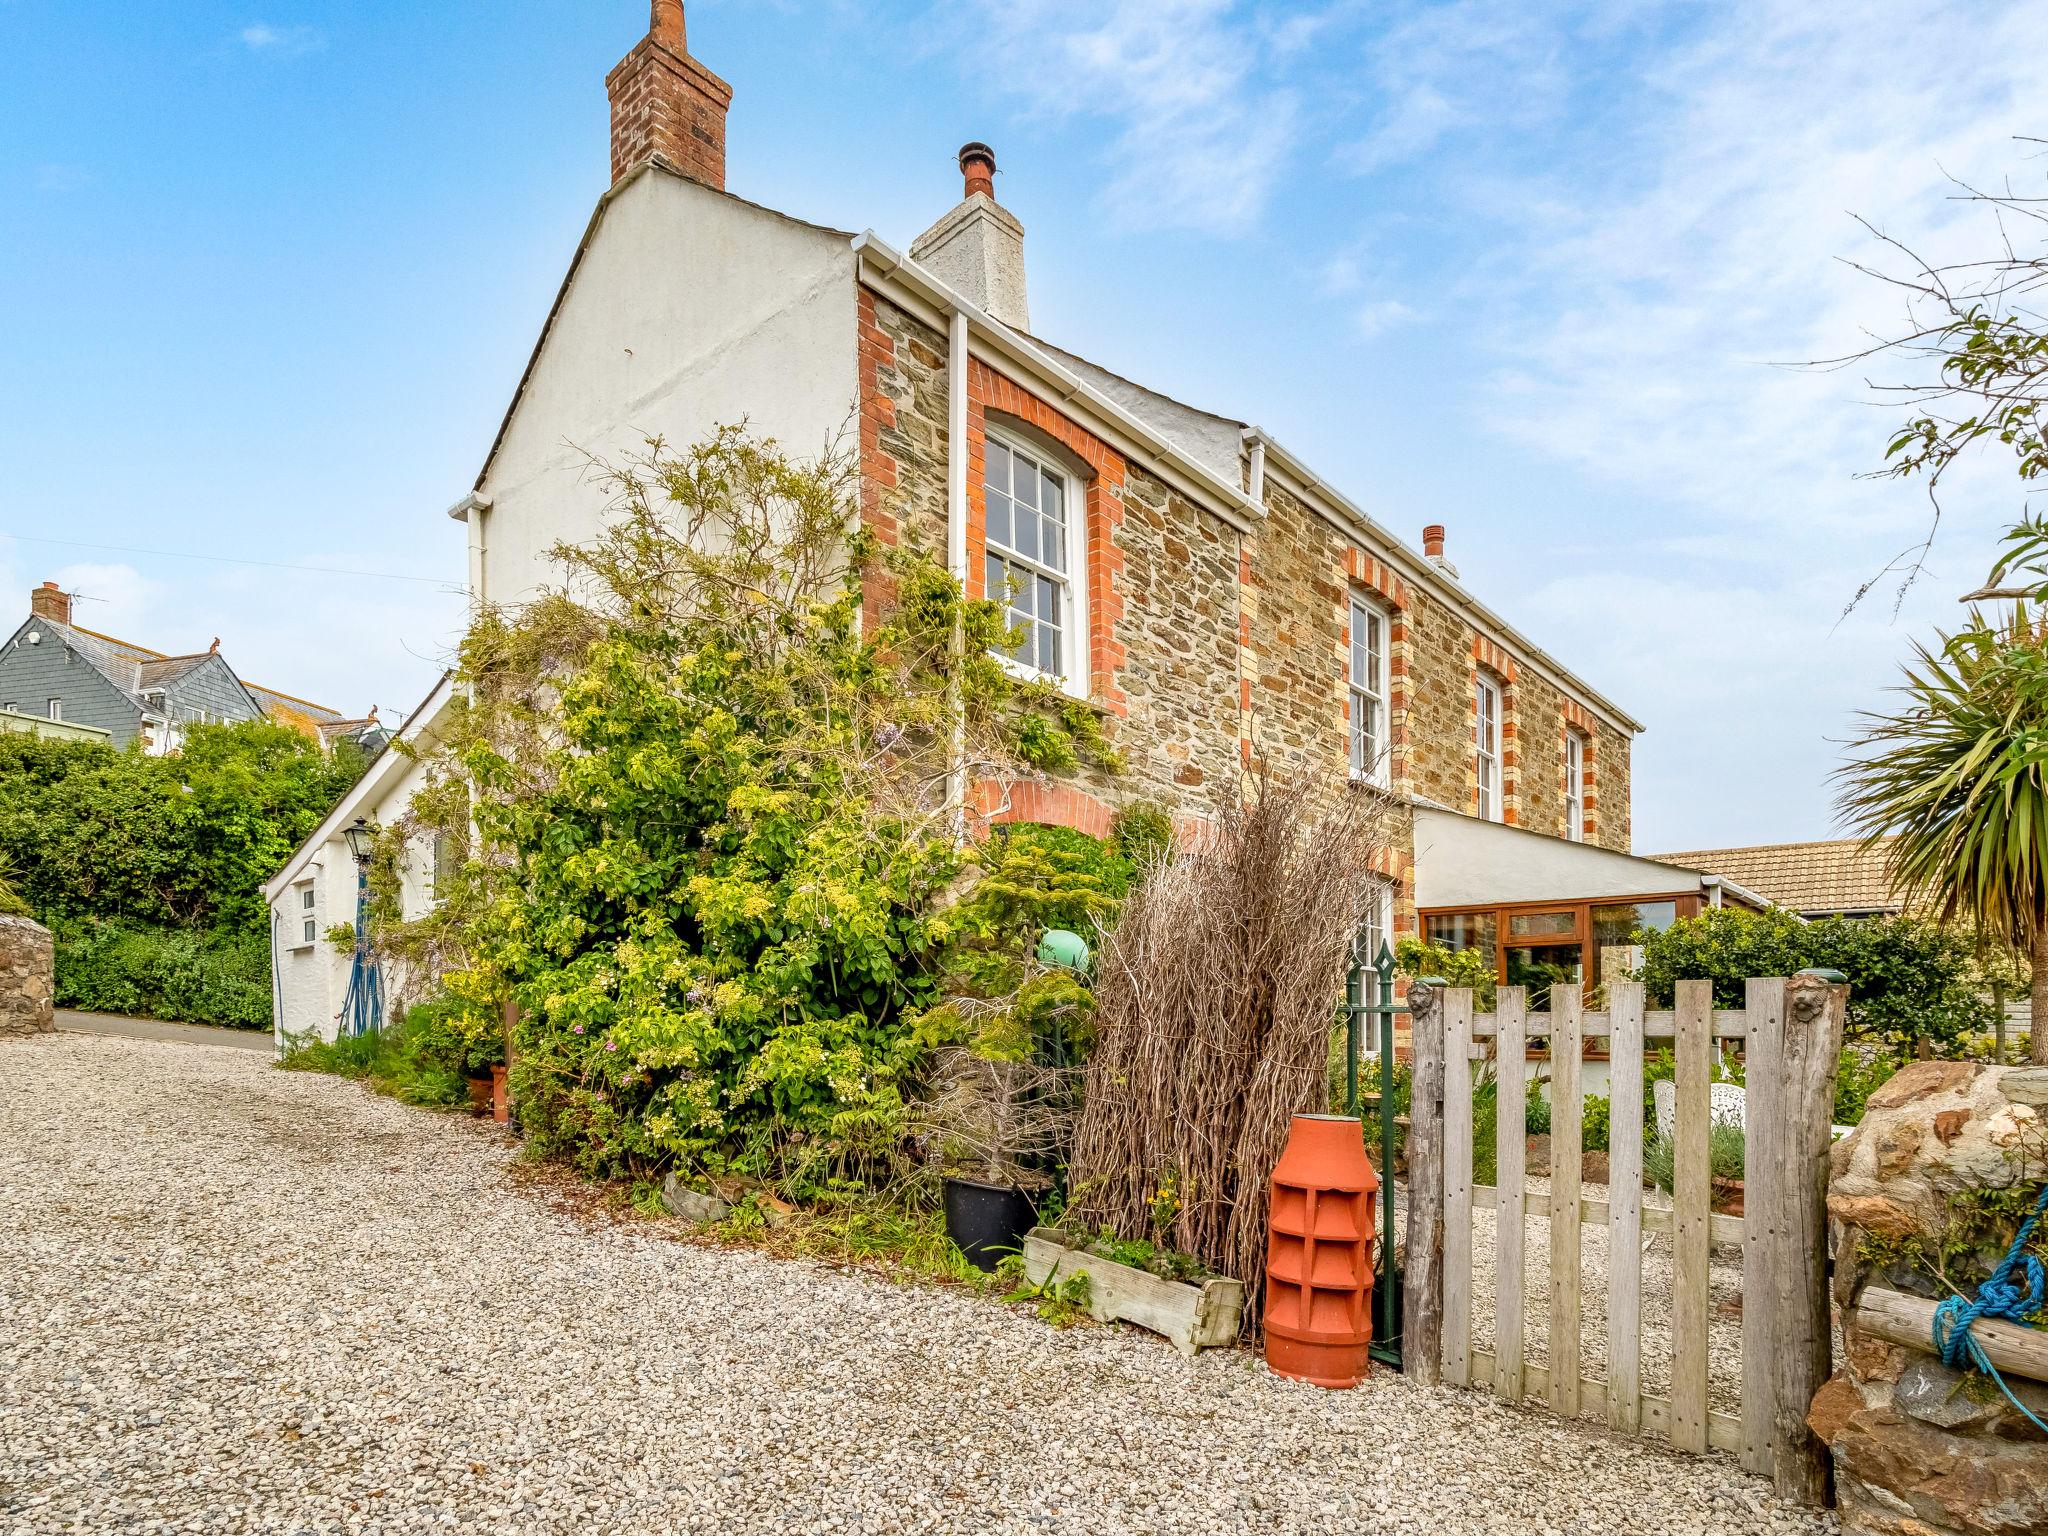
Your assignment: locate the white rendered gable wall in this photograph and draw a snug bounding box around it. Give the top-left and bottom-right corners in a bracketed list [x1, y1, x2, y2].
[473, 172, 861, 609]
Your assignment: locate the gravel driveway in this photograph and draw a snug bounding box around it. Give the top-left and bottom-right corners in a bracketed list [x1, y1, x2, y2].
[0, 1033, 1835, 1536]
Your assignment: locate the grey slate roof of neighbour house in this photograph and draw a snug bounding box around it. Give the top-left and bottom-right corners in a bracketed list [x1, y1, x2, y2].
[3, 588, 351, 751]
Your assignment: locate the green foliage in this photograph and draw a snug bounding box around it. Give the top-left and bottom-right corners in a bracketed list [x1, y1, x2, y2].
[1635, 906, 2000, 1057]
[998, 1261, 1094, 1327]
[1644, 1122, 1746, 1194]
[387, 428, 1118, 1191]
[1394, 934, 1496, 1009]
[278, 1007, 472, 1107]
[0, 720, 365, 1027]
[1466, 1071, 1563, 1187]
[1109, 801, 1174, 871]
[0, 851, 28, 917]
[1582, 1093, 1612, 1154]
[1834, 608, 2048, 1062]
[49, 917, 271, 1028]
[0, 720, 365, 935]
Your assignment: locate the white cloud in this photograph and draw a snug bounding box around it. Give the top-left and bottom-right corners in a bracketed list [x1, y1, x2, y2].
[951, 0, 1312, 235]
[1338, 0, 2048, 845]
[239, 22, 325, 57]
[1353, 297, 1417, 339]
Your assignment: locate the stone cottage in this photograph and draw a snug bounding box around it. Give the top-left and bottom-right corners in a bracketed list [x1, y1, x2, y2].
[268, 1, 1734, 1041]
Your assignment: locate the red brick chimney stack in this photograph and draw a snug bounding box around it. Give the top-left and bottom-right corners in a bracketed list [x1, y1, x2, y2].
[960, 142, 997, 201]
[1422, 524, 1446, 560]
[606, 0, 733, 190]
[30, 581, 71, 626]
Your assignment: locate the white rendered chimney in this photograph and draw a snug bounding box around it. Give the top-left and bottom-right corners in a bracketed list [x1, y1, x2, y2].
[910, 143, 1029, 332]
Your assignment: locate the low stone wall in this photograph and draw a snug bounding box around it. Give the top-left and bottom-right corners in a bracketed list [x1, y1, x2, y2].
[0, 914, 55, 1038]
[1814, 1060, 2048, 1536]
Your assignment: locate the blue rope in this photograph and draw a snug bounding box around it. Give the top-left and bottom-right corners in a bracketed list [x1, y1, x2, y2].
[1930, 1179, 2048, 1436]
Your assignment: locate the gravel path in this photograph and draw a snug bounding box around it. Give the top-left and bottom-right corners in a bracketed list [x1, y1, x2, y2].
[0, 1033, 1835, 1536]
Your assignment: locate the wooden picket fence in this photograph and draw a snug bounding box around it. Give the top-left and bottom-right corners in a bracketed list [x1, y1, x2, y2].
[1400, 974, 1846, 1505]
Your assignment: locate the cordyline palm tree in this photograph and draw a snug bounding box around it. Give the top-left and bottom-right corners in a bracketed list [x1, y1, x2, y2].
[1837, 575, 2048, 1064]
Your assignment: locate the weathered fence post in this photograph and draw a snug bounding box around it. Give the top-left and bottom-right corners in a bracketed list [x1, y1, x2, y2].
[1772, 970, 1846, 1504]
[1740, 976, 1786, 1476]
[1403, 979, 1445, 1385]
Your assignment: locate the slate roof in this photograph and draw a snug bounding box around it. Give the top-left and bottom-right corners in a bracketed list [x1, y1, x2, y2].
[1648, 839, 1902, 917]
[60, 622, 341, 726]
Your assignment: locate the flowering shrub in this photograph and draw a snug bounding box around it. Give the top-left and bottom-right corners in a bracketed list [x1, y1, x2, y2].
[372, 428, 1119, 1191]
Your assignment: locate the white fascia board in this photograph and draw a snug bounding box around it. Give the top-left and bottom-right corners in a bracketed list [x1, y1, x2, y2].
[852, 232, 1260, 535]
[1248, 428, 1643, 737]
[261, 673, 456, 903]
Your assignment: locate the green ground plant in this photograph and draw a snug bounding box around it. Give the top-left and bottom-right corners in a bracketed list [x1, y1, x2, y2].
[1643, 1121, 1746, 1194]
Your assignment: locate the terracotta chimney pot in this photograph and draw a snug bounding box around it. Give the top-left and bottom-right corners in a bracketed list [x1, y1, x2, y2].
[650, 0, 685, 50]
[959, 142, 997, 201]
[1422, 524, 1446, 560]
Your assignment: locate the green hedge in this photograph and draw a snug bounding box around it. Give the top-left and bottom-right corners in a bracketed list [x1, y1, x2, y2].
[51, 917, 272, 1029]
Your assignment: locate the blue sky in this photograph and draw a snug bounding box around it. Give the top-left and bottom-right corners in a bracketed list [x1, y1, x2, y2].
[3, 0, 2044, 850]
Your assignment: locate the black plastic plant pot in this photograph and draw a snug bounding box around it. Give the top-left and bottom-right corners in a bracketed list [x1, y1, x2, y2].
[942, 1177, 1038, 1272]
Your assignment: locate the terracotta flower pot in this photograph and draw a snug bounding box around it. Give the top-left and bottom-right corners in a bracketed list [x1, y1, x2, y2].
[1264, 1113, 1379, 1389]
[465, 1075, 493, 1116]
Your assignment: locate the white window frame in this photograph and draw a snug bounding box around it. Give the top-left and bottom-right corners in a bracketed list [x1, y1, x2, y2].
[1347, 597, 1390, 786]
[293, 882, 317, 948]
[981, 428, 1089, 700]
[1564, 732, 1585, 842]
[1357, 879, 1396, 1056]
[46, 698, 61, 722]
[1475, 674, 1502, 822]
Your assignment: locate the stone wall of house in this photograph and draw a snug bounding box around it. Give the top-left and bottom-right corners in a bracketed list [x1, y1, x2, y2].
[856, 284, 1636, 914]
[0, 914, 54, 1038]
[1812, 1060, 2048, 1536]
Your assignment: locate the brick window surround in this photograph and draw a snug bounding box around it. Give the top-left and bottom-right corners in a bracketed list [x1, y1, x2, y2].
[1470, 636, 1519, 825]
[965, 359, 1128, 716]
[1343, 548, 1410, 791]
[1562, 698, 1601, 842]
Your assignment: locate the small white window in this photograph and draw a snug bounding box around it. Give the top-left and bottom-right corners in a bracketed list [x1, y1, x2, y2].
[983, 433, 1085, 694]
[301, 888, 316, 912]
[1348, 598, 1388, 784]
[302, 918, 317, 944]
[46, 698, 62, 722]
[1475, 674, 1502, 822]
[1564, 733, 1585, 842]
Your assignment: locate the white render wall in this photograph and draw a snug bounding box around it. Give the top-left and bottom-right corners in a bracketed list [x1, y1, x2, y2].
[269, 737, 439, 1049]
[1411, 805, 1703, 912]
[474, 171, 860, 608]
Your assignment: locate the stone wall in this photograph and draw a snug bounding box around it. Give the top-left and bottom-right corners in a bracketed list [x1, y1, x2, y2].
[0, 914, 54, 1038]
[1813, 1060, 2048, 1536]
[856, 287, 1637, 924]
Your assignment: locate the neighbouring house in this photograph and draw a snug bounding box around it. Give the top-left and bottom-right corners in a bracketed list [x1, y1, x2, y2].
[0, 580, 373, 755]
[266, 1, 1741, 1042]
[262, 676, 455, 1047]
[1648, 838, 1901, 920]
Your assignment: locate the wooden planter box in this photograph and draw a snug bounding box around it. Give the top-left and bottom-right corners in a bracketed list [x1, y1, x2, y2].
[1020, 1227, 1244, 1357]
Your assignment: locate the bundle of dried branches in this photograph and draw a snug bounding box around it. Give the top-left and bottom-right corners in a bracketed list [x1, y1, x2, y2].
[1066, 769, 1388, 1323]
[912, 1046, 1081, 1190]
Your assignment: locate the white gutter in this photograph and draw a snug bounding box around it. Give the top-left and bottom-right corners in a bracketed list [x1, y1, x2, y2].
[946, 308, 970, 840]
[853, 232, 1260, 534]
[1246, 426, 1643, 737]
[1247, 436, 1267, 505]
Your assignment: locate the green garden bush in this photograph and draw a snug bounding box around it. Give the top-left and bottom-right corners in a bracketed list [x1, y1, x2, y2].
[0, 720, 365, 1028]
[50, 917, 272, 1028]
